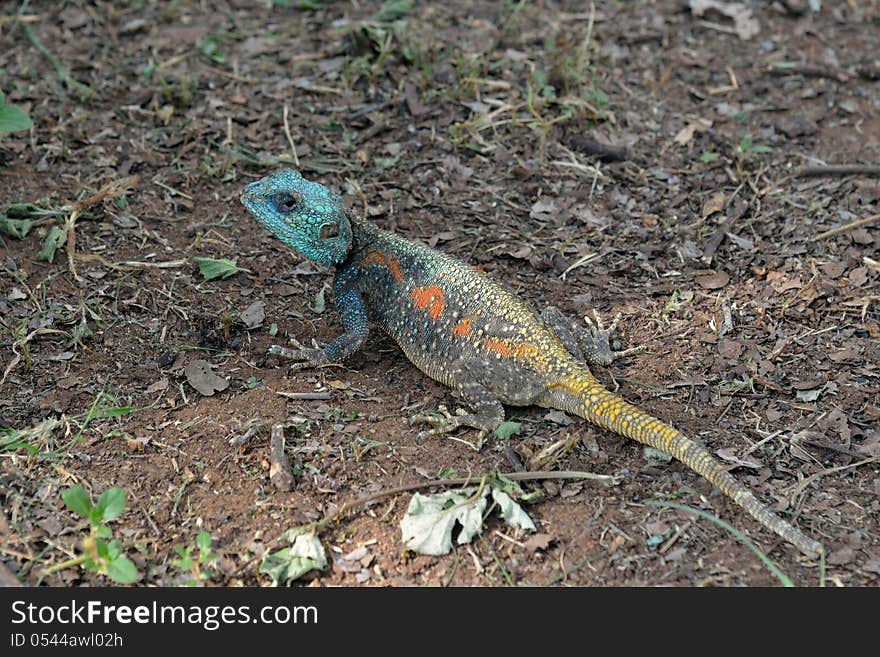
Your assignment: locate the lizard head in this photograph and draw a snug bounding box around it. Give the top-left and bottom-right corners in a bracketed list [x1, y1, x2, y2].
[240, 169, 353, 266]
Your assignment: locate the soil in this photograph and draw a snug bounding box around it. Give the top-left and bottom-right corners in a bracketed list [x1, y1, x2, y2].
[1, 1, 878, 587]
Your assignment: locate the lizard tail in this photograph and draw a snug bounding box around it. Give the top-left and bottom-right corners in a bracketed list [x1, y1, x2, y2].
[547, 371, 823, 558]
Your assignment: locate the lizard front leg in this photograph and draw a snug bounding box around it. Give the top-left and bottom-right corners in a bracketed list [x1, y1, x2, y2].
[542, 306, 645, 366]
[270, 278, 368, 370]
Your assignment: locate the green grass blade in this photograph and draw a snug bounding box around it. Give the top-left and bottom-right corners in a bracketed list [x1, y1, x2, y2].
[645, 500, 795, 587]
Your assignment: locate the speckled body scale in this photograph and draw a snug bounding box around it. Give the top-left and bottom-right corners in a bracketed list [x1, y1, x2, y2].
[241, 170, 822, 558]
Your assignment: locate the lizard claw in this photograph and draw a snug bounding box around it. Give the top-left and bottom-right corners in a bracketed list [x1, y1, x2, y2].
[267, 343, 330, 370]
[410, 405, 487, 450]
[582, 310, 647, 366]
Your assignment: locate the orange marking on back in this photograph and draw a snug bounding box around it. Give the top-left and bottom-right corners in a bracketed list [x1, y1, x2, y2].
[452, 317, 473, 338]
[360, 250, 403, 283]
[410, 285, 446, 320]
[386, 257, 403, 282]
[484, 338, 538, 359]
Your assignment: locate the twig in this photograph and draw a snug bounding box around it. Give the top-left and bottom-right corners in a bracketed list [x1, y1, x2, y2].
[812, 213, 880, 241]
[75, 254, 186, 270]
[275, 390, 334, 400]
[269, 424, 295, 492]
[766, 64, 848, 83]
[795, 164, 880, 178]
[20, 23, 93, 98]
[792, 456, 880, 502]
[282, 105, 300, 168]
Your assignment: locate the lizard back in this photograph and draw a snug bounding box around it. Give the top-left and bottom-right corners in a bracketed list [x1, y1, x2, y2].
[338, 219, 577, 403]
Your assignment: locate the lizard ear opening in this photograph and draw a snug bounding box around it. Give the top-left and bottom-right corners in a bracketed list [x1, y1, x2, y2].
[319, 223, 340, 240]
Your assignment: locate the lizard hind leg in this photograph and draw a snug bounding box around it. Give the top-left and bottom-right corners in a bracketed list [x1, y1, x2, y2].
[410, 380, 505, 451]
[542, 306, 646, 367]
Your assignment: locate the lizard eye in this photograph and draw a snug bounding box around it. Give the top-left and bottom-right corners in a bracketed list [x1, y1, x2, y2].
[319, 223, 340, 240]
[273, 193, 300, 214]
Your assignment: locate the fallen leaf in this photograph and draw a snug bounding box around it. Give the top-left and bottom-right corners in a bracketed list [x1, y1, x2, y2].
[688, 0, 760, 40]
[239, 300, 265, 329]
[702, 191, 726, 217]
[492, 488, 536, 532]
[146, 378, 169, 394]
[828, 346, 859, 363]
[404, 80, 429, 116]
[673, 117, 713, 145]
[696, 270, 730, 289]
[716, 447, 763, 469]
[827, 545, 856, 566]
[718, 339, 744, 358]
[848, 267, 869, 286]
[543, 410, 575, 425]
[184, 360, 229, 396]
[400, 488, 487, 556]
[259, 532, 327, 586]
[530, 198, 558, 221]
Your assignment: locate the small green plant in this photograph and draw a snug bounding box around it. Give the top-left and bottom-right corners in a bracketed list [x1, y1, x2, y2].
[172, 531, 220, 586]
[245, 376, 266, 390]
[1, 392, 135, 456]
[0, 89, 33, 135]
[48, 486, 138, 584]
[198, 35, 226, 63]
[735, 134, 772, 173]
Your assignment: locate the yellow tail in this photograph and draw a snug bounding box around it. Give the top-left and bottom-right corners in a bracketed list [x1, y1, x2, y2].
[546, 370, 823, 558]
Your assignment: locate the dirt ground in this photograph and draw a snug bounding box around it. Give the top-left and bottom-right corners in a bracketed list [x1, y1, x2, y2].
[1, 1, 878, 587]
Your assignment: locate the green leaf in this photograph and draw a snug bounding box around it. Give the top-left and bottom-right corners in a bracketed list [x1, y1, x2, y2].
[699, 151, 720, 164]
[106, 556, 138, 584]
[173, 555, 194, 570]
[199, 36, 226, 63]
[494, 420, 522, 440]
[0, 217, 34, 239]
[399, 487, 487, 556]
[194, 257, 240, 280]
[95, 539, 111, 560]
[95, 406, 135, 419]
[0, 102, 33, 134]
[5, 202, 54, 219]
[37, 225, 67, 262]
[73, 319, 93, 342]
[374, 0, 413, 21]
[260, 533, 327, 586]
[105, 538, 123, 560]
[196, 531, 212, 550]
[97, 488, 127, 521]
[62, 486, 92, 518]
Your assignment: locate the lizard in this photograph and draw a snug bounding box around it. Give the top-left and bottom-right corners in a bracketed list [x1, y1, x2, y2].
[240, 169, 823, 558]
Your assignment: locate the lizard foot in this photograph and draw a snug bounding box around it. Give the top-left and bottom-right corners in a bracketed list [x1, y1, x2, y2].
[267, 342, 330, 371]
[409, 405, 488, 451]
[581, 309, 647, 366]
